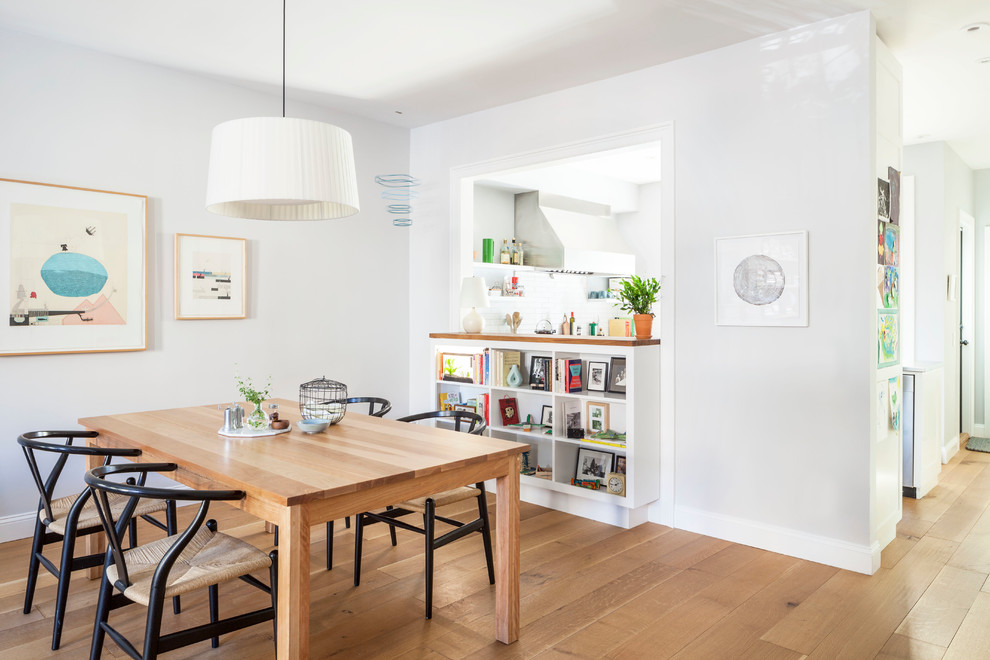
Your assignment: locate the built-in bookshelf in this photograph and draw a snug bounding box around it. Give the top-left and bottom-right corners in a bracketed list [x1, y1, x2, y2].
[430, 332, 660, 528]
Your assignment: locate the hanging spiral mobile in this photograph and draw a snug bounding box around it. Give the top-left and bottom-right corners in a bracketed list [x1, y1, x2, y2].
[375, 174, 419, 227]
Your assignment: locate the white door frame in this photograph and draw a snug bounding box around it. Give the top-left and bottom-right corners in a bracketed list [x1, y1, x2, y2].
[960, 211, 975, 437]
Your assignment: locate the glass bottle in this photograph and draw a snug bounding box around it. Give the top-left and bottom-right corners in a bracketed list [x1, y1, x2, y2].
[500, 239, 510, 264]
[515, 240, 524, 266]
[510, 238, 520, 265]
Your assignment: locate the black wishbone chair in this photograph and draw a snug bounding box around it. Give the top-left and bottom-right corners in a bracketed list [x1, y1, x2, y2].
[18, 430, 179, 651]
[353, 410, 495, 619]
[273, 396, 394, 570]
[86, 462, 277, 660]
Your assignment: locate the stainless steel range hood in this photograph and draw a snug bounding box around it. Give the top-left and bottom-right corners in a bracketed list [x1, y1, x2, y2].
[514, 191, 635, 275]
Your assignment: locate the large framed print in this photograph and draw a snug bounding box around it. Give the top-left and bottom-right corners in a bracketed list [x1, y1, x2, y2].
[175, 233, 246, 320]
[715, 230, 808, 327]
[1, 178, 146, 356]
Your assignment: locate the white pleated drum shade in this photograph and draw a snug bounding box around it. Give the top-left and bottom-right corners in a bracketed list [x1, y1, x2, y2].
[206, 117, 360, 220]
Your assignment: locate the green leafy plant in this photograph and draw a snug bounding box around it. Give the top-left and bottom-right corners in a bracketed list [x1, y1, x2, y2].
[615, 275, 661, 316]
[235, 373, 271, 405]
[443, 358, 458, 376]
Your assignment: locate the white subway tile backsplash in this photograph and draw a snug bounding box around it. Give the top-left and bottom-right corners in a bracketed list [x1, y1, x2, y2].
[475, 271, 624, 334]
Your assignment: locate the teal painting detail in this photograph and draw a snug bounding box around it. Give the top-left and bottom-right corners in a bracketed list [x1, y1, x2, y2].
[40, 252, 108, 297]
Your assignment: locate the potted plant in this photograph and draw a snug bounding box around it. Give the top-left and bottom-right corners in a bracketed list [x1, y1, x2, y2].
[615, 275, 660, 339]
[235, 373, 272, 429]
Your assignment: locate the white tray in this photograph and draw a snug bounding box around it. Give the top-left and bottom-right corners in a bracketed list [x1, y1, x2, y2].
[218, 426, 291, 438]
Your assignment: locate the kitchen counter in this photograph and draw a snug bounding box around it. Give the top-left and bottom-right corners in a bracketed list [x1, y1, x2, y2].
[429, 331, 659, 347]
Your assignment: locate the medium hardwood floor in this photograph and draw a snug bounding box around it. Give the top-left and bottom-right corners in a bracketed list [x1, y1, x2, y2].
[3, 445, 990, 658]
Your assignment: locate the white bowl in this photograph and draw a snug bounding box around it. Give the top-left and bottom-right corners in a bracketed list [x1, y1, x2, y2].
[297, 419, 331, 434]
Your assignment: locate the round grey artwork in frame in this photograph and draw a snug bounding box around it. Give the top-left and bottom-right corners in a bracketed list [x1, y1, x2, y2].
[733, 254, 785, 305]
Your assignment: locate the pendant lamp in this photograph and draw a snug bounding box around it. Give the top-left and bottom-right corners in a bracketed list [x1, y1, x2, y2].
[206, 1, 359, 220]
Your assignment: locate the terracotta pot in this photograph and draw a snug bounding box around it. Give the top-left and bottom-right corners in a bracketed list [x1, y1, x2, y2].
[633, 314, 654, 339]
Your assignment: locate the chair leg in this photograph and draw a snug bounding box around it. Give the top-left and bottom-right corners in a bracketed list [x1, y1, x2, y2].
[325, 520, 334, 571]
[22, 517, 45, 615]
[476, 487, 495, 585]
[142, 595, 165, 660]
[386, 506, 397, 546]
[269, 550, 278, 646]
[51, 526, 77, 650]
[90, 564, 114, 660]
[353, 514, 364, 587]
[273, 524, 279, 547]
[209, 583, 219, 648]
[166, 500, 181, 614]
[424, 499, 436, 619]
[344, 515, 351, 529]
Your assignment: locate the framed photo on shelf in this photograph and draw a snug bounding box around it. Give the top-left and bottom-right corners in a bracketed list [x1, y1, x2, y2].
[498, 397, 520, 426]
[175, 233, 246, 320]
[587, 361, 608, 392]
[608, 357, 627, 394]
[576, 447, 614, 481]
[615, 455, 627, 475]
[541, 404, 553, 428]
[1, 177, 147, 356]
[585, 401, 610, 435]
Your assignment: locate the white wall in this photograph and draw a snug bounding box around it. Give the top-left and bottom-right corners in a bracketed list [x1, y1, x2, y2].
[904, 142, 974, 459]
[410, 12, 880, 571]
[0, 29, 411, 539]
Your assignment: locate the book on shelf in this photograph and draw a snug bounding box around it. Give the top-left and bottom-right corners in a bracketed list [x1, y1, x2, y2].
[493, 349, 522, 387]
[582, 437, 627, 449]
[566, 358, 583, 393]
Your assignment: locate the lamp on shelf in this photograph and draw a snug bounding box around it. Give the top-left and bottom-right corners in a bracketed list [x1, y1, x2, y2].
[459, 277, 490, 333]
[205, 0, 359, 221]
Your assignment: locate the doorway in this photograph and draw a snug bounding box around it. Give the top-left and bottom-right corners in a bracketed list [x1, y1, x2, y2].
[959, 211, 975, 439]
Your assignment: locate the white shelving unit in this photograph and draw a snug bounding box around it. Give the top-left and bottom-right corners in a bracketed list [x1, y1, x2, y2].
[430, 333, 660, 528]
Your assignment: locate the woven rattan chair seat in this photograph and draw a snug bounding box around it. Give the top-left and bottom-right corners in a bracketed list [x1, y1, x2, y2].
[398, 486, 481, 513]
[44, 492, 166, 535]
[106, 526, 272, 606]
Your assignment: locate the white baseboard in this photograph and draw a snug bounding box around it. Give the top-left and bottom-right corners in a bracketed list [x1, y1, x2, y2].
[674, 505, 878, 575]
[943, 436, 961, 463]
[0, 511, 38, 544]
[520, 484, 649, 529]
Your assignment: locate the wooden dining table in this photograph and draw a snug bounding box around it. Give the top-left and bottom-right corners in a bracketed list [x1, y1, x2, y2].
[78, 398, 528, 659]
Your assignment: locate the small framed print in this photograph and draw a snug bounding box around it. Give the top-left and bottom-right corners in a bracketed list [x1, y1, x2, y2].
[175, 233, 246, 320]
[608, 357, 627, 394]
[615, 455, 627, 475]
[529, 355, 550, 389]
[541, 404, 553, 428]
[587, 361, 608, 392]
[576, 447, 614, 481]
[585, 401, 610, 435]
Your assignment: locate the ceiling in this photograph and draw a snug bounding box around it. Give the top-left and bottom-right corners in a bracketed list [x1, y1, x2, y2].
[1, 0, 988, 168]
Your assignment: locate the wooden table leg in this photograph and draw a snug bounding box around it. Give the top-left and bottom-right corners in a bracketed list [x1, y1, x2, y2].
[84, 451, 107, 579]
[277, 504, 310, 659]
[494, 455, 521, 644]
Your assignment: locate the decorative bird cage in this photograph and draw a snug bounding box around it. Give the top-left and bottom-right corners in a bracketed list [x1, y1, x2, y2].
[299, 377, 348, 424]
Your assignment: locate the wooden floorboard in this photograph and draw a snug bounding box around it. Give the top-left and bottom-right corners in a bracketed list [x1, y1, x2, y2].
[5, 447, 990, 658]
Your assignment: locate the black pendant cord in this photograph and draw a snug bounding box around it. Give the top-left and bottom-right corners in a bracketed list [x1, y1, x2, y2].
[282, 0, 286, 118]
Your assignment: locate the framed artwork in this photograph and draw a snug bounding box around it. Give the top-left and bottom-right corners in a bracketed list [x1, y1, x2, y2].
[888, 167, 900, 225]
[615, 455, 627, 475]
[608, 357, 627, 394]
[877, 177, 890, 220]
[440, 353, 475, 382]
[174, 233, 246, 320]
[878, 310, 899, 368]
[585, 401, 610, 435]
[541, 404, 553, 428]
[1, 178, 146, 356]
[499, 397, 520, 426]
[714, 230, 808, 327]
[587, 361, 608, 392]
[576, 447, 614, 481]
